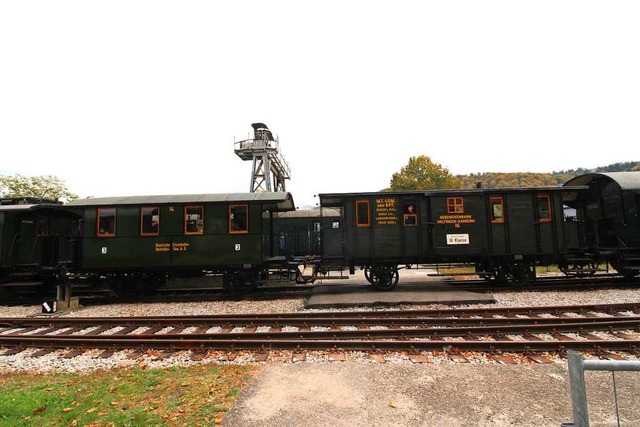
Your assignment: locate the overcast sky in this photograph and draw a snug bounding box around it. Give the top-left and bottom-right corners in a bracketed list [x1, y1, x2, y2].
[1, 1, 638, 208]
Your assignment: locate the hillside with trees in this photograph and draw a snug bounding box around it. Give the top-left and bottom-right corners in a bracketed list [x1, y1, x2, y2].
[456, 161, 640, 189]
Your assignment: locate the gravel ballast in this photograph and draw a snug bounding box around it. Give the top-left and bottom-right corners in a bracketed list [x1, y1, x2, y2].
[2, 278, 640, 426]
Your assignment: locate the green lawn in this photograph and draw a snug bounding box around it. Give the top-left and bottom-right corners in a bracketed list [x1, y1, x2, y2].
[0, 364, 257, 426]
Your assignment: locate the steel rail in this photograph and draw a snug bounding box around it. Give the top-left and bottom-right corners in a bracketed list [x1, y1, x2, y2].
[1, 303, 638, 329]
[1, 318, 639, 350]
[0, 335, 638, 353]
[2, 315, 640, 330]
[2, 318, 638, 341]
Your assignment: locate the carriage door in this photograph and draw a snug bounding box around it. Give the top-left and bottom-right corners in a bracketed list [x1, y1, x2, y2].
[16, 216, 38, 266]
[505, 194, 538, 254]
[401, 197, 420, 261]
[536, 194, 556, 254]
[489, 195, 507, 255]
[37, 216, 59, 266]
[599, 193, 622, 248]
[321, 206, 345, 264]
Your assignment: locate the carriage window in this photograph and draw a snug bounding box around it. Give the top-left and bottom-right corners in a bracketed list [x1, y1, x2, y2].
[403, 203, 417, 226]
[97, 208, 116, 237]
[185, 206, 204, 235]
[356, 200, 370, 227]
[538, 195, 552, 222]
[229, 204, 248, 233]
[141, 206, 160, 236]
[490, 197, 504, 223]
[447, 197, 464, 213]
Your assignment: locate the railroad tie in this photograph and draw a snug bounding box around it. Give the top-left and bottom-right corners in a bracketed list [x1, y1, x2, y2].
[63, 349, 86, 359]
[291, 352, 306, 362]
[30, 348, 56, 357]
[449, 354, 469, 363]
[252, 352, 269, 362]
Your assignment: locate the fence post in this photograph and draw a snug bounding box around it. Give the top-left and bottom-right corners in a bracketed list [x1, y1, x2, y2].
[567, 350, 589, 427]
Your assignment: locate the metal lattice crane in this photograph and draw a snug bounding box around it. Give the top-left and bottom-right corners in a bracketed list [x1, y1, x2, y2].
[234, 123, 291, 192]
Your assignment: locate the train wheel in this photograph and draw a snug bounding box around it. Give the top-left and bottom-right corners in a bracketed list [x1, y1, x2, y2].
[559, 262, 598, 278]
[497, 263, 534, 285]
[613, 265, 638, 281]
[364, 266, 372, 283]
[475, 261, 498, 282]
[368, 266, 399, 291]
[610, 260, 638, 281]
[479, 272, 497, 282]
[223, 271, 259, 293]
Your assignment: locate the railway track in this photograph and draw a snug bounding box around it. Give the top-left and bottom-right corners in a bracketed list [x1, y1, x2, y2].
[2, 274, 637, 307]
[1, 303, 639, 363]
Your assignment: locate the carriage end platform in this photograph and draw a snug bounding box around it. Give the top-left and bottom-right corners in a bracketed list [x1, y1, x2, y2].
[305, 269, 494, 308]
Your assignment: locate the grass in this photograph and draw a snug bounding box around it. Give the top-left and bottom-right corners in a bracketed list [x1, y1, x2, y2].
[0, 364, 257, 426]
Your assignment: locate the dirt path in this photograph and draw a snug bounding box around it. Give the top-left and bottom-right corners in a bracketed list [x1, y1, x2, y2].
[224, 362, 640, 426]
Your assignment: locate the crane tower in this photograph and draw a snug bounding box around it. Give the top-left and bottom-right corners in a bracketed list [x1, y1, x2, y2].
[234, 123, 291, 192]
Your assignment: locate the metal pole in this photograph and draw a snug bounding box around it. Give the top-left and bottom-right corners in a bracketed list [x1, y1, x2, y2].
[583, 360, 640, 372]
[612, 372, 620, 427]
[568, 350, 590, 427]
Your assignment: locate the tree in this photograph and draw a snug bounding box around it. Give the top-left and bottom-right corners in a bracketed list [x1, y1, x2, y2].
[0, 174, 78, 201]
[387, 156, 461, 191]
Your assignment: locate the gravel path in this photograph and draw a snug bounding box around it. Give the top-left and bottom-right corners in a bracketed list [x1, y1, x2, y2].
[224, 363, 640, 426]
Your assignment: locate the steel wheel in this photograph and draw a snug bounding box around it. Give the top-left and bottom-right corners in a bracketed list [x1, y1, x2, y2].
[369, 266, 399, 291]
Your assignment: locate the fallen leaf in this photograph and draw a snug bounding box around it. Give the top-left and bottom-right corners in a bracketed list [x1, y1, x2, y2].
[33, 405, 47, 414]
[110, 401, 120, 406]
[63, 408, 73, 413]
[86, 407, 97, 414]
[389, 402, 397, 408]
[45, 387, 54, 392]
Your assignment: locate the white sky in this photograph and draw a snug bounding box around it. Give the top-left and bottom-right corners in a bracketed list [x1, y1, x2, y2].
[1, 1, 639, 208]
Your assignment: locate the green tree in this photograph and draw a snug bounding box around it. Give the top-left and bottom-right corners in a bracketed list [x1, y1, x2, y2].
[387, 156, 461, 191]
[0, 174, 78, 201]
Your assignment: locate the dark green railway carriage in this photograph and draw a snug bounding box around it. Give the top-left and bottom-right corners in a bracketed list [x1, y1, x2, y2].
[319, 186, 584, 289]
[271, 208, 340, 257]
[427, 187, 580, 282]
[0, 198, 80, 295]
[319, 191, 429, 289]
[66, 192, 295, 291]
[563, 172, 640, 279]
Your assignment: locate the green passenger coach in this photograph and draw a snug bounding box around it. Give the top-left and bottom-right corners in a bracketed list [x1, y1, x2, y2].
[66, 192, 295, 292]
[320, 185, 585, 290]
